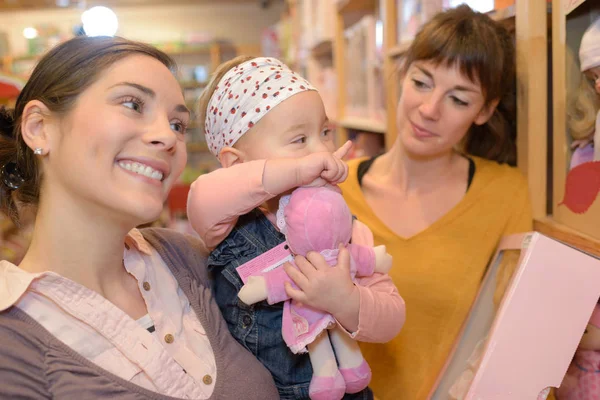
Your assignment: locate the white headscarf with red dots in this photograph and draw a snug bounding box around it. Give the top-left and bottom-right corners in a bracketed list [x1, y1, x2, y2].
[204, 57, 317, 158]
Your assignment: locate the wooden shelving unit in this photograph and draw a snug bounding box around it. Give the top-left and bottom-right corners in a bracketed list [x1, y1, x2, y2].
[338, 116, 386, 134]
[165, 41, 252, 158]
[186, 142, 209, 153]
[387, 41, 411, 59]
[331, 0, 387, 149]
[288, 0, 600, 253]
[310, 39, 333, 58]
[546, 0, 600, 244]
[180, 81, 208, 90]
[336, 0, 378, 14]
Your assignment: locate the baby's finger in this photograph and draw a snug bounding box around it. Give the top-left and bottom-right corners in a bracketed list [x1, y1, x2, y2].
[333, 140, 353, 160]
[284, 262, 309, 289]
[333, 158, 348, 183]
[304, 177, 328, 188]
[321, 157, 345, 182]
[294, 255, 318, 278]
[285, 282, 307, 303]
[336, 245, 350, 272]
[305, 251, 329, 271]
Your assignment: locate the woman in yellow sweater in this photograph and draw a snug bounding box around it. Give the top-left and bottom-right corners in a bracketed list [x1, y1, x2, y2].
[340, 5, 533, 399]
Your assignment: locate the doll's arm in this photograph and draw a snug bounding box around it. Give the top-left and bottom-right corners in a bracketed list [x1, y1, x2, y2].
[238, 264, 300, 305]
[349, 219, 392, 275]
[346, 243, 376, 277]
[347, 243, 392, 276]
[340, 219, 405, 343]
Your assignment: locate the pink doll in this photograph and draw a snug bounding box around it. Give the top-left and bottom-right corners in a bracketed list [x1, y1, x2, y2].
[568, 17, 600, 169]
[556, 303, 600, 400]
[237, 185, 392, 400]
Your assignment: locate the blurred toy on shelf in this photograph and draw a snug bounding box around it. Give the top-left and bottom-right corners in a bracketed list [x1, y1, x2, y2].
[346, 131, 385, 160]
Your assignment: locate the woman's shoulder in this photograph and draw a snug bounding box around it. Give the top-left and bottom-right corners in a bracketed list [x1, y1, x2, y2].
[346, 156, 373, 176]
[346, 156, 370, 170]
[471, 156, 528, 191]
[140, 228, 210, 284]
[340, 156, 371, 193]
[0, 308, 51, 382]
[140, 228, 209, 258]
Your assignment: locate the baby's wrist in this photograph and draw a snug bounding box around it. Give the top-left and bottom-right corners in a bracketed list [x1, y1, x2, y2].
[263, 158, 298, 195]
[330, 284, 360, 318]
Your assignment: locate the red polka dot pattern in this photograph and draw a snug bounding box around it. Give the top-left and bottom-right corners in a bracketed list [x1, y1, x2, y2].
[204, 57, 317, 157]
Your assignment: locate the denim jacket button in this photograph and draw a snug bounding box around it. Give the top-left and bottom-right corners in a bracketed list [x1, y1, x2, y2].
[242, 315, 252, 327]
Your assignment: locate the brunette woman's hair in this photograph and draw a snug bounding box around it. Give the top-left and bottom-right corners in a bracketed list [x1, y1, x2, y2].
[402, 5, 517, 164]
[0, 36, 175, 225]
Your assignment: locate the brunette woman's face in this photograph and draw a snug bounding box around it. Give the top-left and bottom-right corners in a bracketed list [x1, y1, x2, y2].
[44, 55, 189, 226]
[396, 60, 497, 158]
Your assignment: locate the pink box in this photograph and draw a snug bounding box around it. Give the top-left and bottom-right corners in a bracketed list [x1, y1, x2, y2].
[430, 232, 600, 399]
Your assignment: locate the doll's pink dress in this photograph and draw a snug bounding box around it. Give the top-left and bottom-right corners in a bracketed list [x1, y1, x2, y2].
[258, 186, 376, 353]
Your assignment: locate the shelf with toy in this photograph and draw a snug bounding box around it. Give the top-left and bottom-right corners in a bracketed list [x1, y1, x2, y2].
[550, 0, 600, 240]
[295, 1, 338, 120]
[303, 0, 336, 51]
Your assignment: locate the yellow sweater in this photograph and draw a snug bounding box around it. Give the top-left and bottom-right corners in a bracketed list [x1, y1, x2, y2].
[340, 156, 533, 400]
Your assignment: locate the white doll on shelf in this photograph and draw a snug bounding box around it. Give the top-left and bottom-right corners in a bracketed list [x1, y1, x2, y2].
[569, 17, 600, 169]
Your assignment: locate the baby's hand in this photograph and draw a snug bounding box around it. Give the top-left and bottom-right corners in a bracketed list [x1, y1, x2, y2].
[283, 246, 358, 317]
[297, 140, 352, 187]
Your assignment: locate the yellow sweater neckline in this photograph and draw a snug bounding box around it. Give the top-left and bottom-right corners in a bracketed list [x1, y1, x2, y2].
[345, 155, 487, 242]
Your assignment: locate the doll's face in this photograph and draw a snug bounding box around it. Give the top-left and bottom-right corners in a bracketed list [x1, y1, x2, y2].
[283, 186, 352, 255]
[579, 323, 600, 350]
[584, 66, 600, 95]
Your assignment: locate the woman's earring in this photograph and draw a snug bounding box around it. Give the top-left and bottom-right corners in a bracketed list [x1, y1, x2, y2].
[34, 148, 43, 155]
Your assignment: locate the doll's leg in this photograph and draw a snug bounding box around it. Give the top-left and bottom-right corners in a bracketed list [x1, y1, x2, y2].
[307, 331, 346, 400]
[329, 326, 372, 394]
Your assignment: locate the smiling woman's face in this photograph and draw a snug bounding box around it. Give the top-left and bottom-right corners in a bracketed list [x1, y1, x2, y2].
[42, 54, 189, 226]
[396, 60, 496, 159]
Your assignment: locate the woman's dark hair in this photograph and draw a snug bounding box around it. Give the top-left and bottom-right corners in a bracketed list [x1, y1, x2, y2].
[402, 5, 517, 164]
[0, 36, 175, 225]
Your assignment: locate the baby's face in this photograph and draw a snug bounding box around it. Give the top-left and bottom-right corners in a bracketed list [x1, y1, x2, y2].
[235, 91, 336, 160]
[584, 66, 600, 95]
